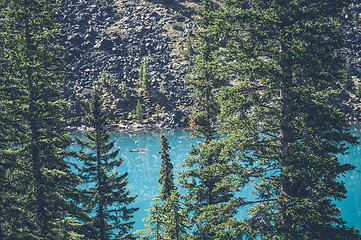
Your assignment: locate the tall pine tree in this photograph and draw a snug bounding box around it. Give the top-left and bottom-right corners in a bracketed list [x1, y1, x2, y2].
[139, 132, 188, 240]
[196, 0, 361, 238]
[75, 84, 138, 240]
[0, 0, 84, 239]
[158, 132, 176, 201]
[180, 1, 247, 239]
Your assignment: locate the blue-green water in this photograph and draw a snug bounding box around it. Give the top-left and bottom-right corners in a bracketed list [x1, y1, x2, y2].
[69, 127, 361, 232]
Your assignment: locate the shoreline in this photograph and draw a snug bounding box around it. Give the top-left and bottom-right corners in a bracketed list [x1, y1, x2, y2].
[64, 121, 189, 133]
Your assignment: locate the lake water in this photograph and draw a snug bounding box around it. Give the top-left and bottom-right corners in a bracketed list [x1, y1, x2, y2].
[69, 126, 361, 232]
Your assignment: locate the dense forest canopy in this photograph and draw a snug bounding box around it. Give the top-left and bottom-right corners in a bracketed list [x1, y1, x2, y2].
[0, 0, 361, 239]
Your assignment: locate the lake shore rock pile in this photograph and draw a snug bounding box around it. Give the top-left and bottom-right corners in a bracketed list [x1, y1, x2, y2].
[59, 0, 361, 128]
[59, 0, 196, 128]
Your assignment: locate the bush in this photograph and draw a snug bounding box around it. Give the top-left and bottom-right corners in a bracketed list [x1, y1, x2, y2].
[136, 99, 144, 120]
[172, 22, 183, 31]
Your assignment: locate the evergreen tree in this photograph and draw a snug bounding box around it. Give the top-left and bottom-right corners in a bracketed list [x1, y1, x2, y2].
[0, 3, 19, 238]
[75, 85, 138, 240]
[158, 133, 188, 240]
[139, 133, 188, 240]
[135, 99, 145, 121]
[180, 1, 246, 239]
[162, 191, 189, 240]
[0, 0, 84, 239]
[197, 0, 361, 238]
[180, 140, 246, 239]
[139, 57, 151, 90]
[138, 197, 165, 240]
[186, 0, 225, 141]
[158, 132, 176, 201]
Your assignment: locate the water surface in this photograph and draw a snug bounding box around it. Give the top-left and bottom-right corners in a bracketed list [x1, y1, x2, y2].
[69, 127, 361, 231]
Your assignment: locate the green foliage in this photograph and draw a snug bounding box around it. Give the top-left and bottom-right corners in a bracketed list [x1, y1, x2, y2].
[139, 57, 151, 90]
[186, 0, 227, 141]
[158, 132, 176, 201]
[136, 99, 145, 121]
[180, 141, 246, 239]
[162, 191, 189, 240]
[356, 82, 361, 98]
[122, 81, 128, 93]
[343, 60, 354, 91]
[0, 0, 85, 238]
[172, 22, 183, 31]
[139, 133, 189, 240]
[137, 197, 164, 240]
[180, 1, 247, 238]
[355, 13, 361, 27]
[154, 104, 161, 121]
[182, 0, 361, 238]
[182, 32, 194, 60]
[190, 0, 361, 239]
[75, 86, 138, 240]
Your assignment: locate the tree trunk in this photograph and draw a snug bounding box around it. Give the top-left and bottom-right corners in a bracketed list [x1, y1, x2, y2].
[25, 12, 47, 237]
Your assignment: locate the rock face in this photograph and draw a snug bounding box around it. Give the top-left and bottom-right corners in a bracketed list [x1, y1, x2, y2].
[344, 3, 361, 79]
[59, 0, 195, 127]
[59, 0, 361, 125]
[340, 3, 361, 121]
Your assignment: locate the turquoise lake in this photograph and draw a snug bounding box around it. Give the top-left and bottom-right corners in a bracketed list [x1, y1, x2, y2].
[69, 126, 361, 232]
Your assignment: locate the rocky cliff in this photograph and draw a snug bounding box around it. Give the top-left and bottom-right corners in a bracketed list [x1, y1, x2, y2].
[59, 0, 361, 128]
[60, 0, 197, 128]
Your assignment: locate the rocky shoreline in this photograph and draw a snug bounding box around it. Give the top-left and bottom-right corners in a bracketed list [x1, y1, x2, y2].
[64, 108, 189, 132]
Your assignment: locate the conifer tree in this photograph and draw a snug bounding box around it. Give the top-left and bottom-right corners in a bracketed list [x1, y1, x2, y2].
[140, 133, 188, 240]
[75, 85, 138, 240]
[196, 0, 361, 239]
[135, 99, 145, 121]
[162, 191, 189, 240]
[0, 0, 84, 239]
[139, 197, 164, 240]
[181, 140, 246, 239]
[0, 4, 21, 238]
[180, 1, 246, 238]
[186, 0, 225, 141]
[158, 133, 188, 240]
[139, 57, 151, 90]
[0, 2, 34, 238]
[158, 132, 176, 201]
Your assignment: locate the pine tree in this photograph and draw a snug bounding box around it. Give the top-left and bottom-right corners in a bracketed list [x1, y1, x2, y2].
[162, 191, 189, 240]
[136, 99, 145, 121]
[158, 132, 176, 201]
[186, 0, 225, 141]
[179, 1, 246, 239]
[0, 3, 21, 238]
[140, 133, 188, 240]
[158, 133, 188, 240]
[0, 0, 84, 239]
[139, 57, 151, 90]
[75, 85, 138, 240]
[138, 197, 165, 240]
[180, 140, 246, 239]
[198, 0, 361, 238]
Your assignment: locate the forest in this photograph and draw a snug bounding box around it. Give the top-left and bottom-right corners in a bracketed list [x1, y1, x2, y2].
[1, 0, 361, 239]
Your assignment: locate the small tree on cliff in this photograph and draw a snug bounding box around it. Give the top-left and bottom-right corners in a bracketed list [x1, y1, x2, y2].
[139, 57, 151, 90]
[75, 85, 138, 240]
